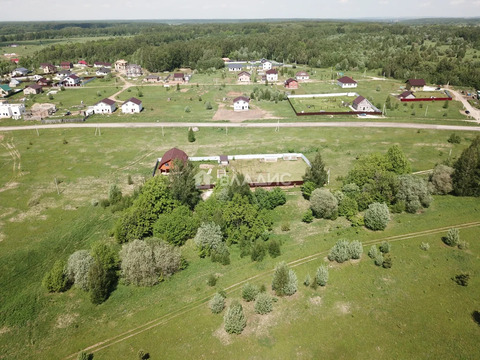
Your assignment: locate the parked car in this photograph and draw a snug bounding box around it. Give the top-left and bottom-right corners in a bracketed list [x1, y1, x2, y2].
[465, 110, 470, 115]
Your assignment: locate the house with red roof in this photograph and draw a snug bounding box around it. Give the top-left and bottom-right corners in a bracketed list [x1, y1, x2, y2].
[93, 98, 117, 114]
[78, 60, 88, 67]
[405, 79, 426, 91]
[352, 95, 374, 112]
[233, 96, 250, 111]
[40, 63, 57, 74]
[399, 90, 415, 100]
[337, 76, 357, 88]
[266, 69, 278, 82]
[155, 148, 189, 174]
[284, 78, 298, 89]
[121, 97, 143, 113]
[61, 62, 73, 70]
[238, 71, 251, 82]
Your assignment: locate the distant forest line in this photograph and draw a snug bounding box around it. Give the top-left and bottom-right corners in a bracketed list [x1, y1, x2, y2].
[1, 20, 480, 88]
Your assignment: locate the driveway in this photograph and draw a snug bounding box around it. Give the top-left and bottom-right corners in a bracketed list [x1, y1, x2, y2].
[444, 87, 480, 123]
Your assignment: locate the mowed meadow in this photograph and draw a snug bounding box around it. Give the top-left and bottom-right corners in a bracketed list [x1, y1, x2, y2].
[0, 127, 479, 359]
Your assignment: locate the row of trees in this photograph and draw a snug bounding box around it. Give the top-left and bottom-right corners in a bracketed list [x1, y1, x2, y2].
[4, 21, 480, 87]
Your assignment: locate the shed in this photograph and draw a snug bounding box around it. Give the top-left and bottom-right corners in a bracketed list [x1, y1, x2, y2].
[219, 155, 229, 165]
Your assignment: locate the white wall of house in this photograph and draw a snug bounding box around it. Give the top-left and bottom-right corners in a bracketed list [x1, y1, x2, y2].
[262, 61, 272, 70]
[296, 75, 309, 80]
[238, 74, 250, 82]
[234, 100, 249, 111]
[266, 73, 278, 82]
[338, 81, 357, 88]
[64, 77, 80, 85]
[121, 102, 143, 113]
[0, 103, 25, 119]
[94, 102, 116, 114]
[353, 99, 374, 112]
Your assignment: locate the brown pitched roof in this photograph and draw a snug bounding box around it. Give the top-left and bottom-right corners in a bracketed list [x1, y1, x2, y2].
[123, 97, 142, 105]
[353, 95, 366, 105]
[399, 90, 415, 98]
[238, 71, 251, 77]
[406, 79, 426, 86]
[285, 78, 297, 84]
[234, 96, 250, 103]
[266, 69, 278, 75]
[337, 76, 357, 84]
[97, 98, 116, 106]
[296, 71, 309, 76]
[27, 84, 43, 91]
[159, 148, 188, 168]
[173, 73, 184, 78]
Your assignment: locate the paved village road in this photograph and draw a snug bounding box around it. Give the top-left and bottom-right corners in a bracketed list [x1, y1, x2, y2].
[1, 121, 480, 132]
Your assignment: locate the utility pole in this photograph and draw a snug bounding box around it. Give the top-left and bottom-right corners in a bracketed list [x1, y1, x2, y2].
[425, 105, 428, 117]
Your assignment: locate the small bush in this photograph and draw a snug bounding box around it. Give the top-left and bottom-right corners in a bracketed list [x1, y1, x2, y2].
[272, 262, 297, 296]
[349, 215, 364, 227]
[242, 283, 259, 302]
[188, 128, 195, 142]
[209, 293, 225, 314]
[368, 245, 378, 259]
[364, 203, 390, 231]
[302, 209, 314, 223]
[303, 274, 311, 287]
[349, 240, 363, 259]
[42, 260, 69, 292]
[374, 253, 384, 266]
[207, 273, 217, 287]
[338, 196, 358, 218]
[99, 198, 110, 208]
[453, 273, 470, 286]
[328, 239, 350, 263]
[447, 133, 461, 144]
[224, 301, 246, 334]
[280, 222, 290, 232]
[108, 184, 122, 205]
[443, 228, 459, 247]
[205, 101, 213, 110]
[420, 242, 430, 251]
[254, 293, 273, 315]
[458, 241, 469, 250]
[268, 239, 281, 258]
[127, 175, 134, 185]
[184, 106, 191, 113]
[382, 255, 393, 269]
[379, 242, 391, 254]
[301, 181, 317, 200]
[315, 265, 329, 286]
[310, 188, 338, 220]
[251, 241, 266, 262]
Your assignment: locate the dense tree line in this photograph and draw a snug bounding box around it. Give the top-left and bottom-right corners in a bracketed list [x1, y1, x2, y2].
[4, 20, 480, 88]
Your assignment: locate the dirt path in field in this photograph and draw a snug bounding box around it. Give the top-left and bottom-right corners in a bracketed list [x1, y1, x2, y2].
[444, 87, 480, 123]
[1, 121, 479, 133]
[108, 75, 134, 103]
[212, 104, 282, 122]
[0, 137, 22, 192]
[65, 221, 480, 359]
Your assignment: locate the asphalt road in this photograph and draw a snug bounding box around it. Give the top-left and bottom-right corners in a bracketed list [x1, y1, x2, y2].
[1, 121, 480, 132]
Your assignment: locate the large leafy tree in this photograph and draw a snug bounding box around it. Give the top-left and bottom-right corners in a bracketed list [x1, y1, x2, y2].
[452, 136, 480, 196]
[386, 145, 411, 175]
[153, 205, 198, 246]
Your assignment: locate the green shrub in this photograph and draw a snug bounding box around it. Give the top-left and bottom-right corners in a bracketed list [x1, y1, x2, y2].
[280, 222, 290, 232]
[338, 196, 358, 218]
[453, 273, 470, 286]
[108, 184, 122, 205]
[88, 261, 114, 305]
[254, 293, 273, 315]
[428, 164, 454, 195]
[251, 241, 266, 262]
[368, 245, 378, 259]
[224, 301, 246, 334]
[382, 255, 393, 269]
[315, 265, 329, 286]
[374, 253, 384, 266]
[302, 209, 314, 223]
[211, 244, 231, 265]
[67, 250, 94, 291]
[188, 128, 195, 142]
[127, 175, 134, 185]
[310, 188, 338, 220]
[42, 260, 69, 292]
[364, 202, 390, 231]
[194, 222, 223, 258]
[458, 241, 469, 250]
[268, 239, 281, 258]
[207, 273, 217, 287]
[301, 181, 317, 200]
[242, 283, 259, 302]
[272, 262, 297, 296]
[328, 239, 350, 263]
[379, 241, 391, 254]
[349, 215, 364, 227]
[420, 242, 430, 251]
[285, 269, 298, 296]
[209, 293, 225, 314]
[443, 228, 460, 247]
[303, 274, 311, 287]
[349, 240, 363, 259]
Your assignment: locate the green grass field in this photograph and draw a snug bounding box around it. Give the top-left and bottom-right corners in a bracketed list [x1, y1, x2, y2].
[0, 126, 479, 359]
[289, 95, 358, 113]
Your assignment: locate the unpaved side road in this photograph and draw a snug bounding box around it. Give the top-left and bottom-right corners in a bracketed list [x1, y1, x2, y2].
[445, 87, 480, 123]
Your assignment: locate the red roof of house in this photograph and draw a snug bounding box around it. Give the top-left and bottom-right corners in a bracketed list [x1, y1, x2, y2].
[67, 74, 79, 79]
[234, 96, 250, 103]
[11, 58, 19, 63]
[399, 90, 415, 98]
[285, 78, 297, 84]
[266, 69, 278, 75]
[406, 79, 426, 86]
[123, 97, 142, 105]
[97, 98, 116, 106]
[353, 95, 366, 105]
[238, 71, 251, 77]
[296, 71, 309, 76]
[159, 148, 188, 168]
[174, 73, 184, 78]
[78, 60, 88, 65]
[61, 62, 73, 66]
[337, 76, 357, 84]
[27, 84, 43, 91]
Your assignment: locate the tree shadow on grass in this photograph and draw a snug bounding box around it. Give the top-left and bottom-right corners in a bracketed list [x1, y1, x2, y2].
[472, 311, 480, 326]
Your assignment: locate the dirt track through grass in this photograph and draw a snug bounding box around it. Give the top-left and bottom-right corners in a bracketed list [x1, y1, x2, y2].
[65, 220, 480, 359]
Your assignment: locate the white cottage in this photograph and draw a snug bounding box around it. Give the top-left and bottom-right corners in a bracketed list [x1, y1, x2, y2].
[228, 63, 243, 72]
[94, 98, 117, 114]
[121, 97, 143, 113]
[238, 71, 251, 82]
[233, 96, 250, 111]
[9, 78, 21, 88]
[296, 71, 309, 81]
[265, 69, 278, 82]
[262, 60, 272, 70]
[0, 103, 26, 119]
[63, 74, 81, 86]
[337, 76, 357, 88]
[352, 95, 374, 112]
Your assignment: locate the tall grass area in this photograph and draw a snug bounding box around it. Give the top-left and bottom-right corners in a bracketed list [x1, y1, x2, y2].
[0, 127, 478, 358]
